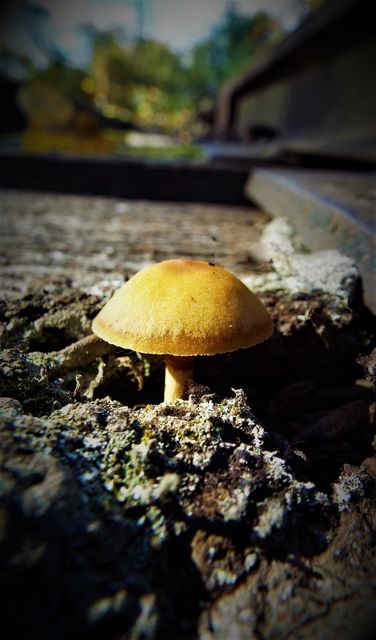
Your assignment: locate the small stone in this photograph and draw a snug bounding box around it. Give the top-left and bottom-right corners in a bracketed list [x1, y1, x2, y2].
[0, 397, 24, 417]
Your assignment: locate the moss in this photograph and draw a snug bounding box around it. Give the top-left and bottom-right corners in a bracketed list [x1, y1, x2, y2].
[0, 389, 332, 554]
[0, 348, 72, 415]
[0, 390, 334, 560]
[0, 284, 102, 350]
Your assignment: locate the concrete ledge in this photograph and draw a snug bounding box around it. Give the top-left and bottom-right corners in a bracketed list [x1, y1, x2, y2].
[245, 167, 375, 312]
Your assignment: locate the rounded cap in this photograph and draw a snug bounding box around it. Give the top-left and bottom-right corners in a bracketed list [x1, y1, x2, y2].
[92, 259, 274, 356]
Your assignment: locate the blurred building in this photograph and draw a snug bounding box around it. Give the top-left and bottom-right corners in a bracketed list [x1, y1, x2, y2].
[215, 0, 376, 164]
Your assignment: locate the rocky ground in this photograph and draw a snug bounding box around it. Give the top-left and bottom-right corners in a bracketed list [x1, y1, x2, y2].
[0, 190, 375, 639]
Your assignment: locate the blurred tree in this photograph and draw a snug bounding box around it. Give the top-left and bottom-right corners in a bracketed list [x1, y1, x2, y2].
[0, 47, 35, 81]
[292, 0, 330, 22]
[1, 1, 286, 143]
[187, 7, 283, 106]
[82, 27, 191, 133]
[80, 6, 283, 136]
[0, 0, 68, 68]
[132, 40, 185, 93]
[85, 27, 134, 116]
[17, 59, 90, 128]
[294, 0, 330, 12]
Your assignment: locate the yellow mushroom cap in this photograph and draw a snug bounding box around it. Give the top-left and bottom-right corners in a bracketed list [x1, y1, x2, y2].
[92, 259, 274, 356]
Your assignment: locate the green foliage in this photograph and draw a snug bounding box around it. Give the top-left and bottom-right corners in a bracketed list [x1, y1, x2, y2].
[33, 60, 87, 99]
[8, 4, 284, 138]
[187, 8, 283, 105]
[131, 40, 186, 91]
[83, 30, 193, 133]
[79, 6, 283, 135]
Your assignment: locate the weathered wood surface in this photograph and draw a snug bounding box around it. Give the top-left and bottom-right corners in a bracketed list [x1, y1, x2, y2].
[0, 189, 375, 640]
[0, 189, 267, 297]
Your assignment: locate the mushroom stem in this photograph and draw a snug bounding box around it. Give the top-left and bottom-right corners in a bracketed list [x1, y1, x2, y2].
[164, 355, 195, 403]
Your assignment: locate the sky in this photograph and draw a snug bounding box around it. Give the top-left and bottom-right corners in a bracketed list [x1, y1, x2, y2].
[1, 0, 304, 69]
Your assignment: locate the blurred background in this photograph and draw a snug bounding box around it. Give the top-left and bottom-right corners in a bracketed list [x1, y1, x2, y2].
[0, 0, 328, 161]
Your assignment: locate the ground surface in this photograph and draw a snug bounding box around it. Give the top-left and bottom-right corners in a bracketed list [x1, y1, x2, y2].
[0, 190, 266, 297]
[0, 189, 375, 639]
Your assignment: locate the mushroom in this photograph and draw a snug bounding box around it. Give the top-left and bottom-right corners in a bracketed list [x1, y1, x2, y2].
[92, 259, 273, 403]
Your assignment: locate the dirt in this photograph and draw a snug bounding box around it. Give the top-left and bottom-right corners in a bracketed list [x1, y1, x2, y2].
[0, 189, 375, 639]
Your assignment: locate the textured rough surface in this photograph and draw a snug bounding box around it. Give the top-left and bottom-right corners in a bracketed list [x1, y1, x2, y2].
[0, 190, 375, 639]
[0, 189, 268, 298]
[245, 168, 376, 312]
[244, 216, 360, 305]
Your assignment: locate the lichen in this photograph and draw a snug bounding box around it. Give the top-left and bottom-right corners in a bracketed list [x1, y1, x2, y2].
[0, 389, 334, 561]
[0, 348, 71, 415]
[332, 464, 371, 512]
[247, 217, 359, 304]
